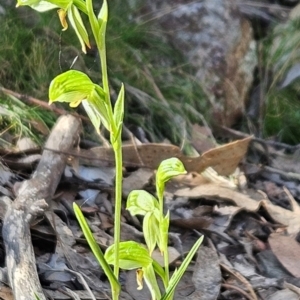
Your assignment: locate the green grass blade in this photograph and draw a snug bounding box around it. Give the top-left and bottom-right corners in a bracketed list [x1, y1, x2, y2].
[161, 235, 204, 300]
[73, 203, 120, 293]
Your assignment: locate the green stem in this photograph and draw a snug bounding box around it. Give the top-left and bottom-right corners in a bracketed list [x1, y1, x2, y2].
[112, 138, 122, 279]
[163, 239, 169, 286]
[99, 46, 121, 284]
[100, 45, 111, 110]
[97, 9, 120, 285]
[158, 194, 169, 287]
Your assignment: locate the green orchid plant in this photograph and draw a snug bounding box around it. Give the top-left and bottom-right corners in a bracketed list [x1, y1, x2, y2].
[74, 158, 203, 300]
[16, 0, 203, 299]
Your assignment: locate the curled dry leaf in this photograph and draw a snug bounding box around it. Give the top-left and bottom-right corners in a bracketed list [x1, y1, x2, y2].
[175, 183, 300, 236]
[78, 136, 252, 176]
[175, 183, 262, 211]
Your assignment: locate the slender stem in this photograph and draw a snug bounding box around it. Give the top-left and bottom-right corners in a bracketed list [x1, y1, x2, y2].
[99, 47, 121, 283]
[97, 14, 120, 284]
[158, 193, 170, 286]
[100, 44, 111, 112]
[112, 138, 122, 279]
[163, 235, 169, 286]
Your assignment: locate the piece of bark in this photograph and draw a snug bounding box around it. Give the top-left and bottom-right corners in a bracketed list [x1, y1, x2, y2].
[1, 115, 81, 300]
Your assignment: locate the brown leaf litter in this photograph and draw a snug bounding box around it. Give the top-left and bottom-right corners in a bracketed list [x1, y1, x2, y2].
[3, 122, 300, 299]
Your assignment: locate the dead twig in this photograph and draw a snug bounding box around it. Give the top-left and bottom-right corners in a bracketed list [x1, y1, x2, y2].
[220, 263, 258, 300]
[1, 115, 81, 300]
[221, 283, 256, 300]
[0, 86, 88, 121]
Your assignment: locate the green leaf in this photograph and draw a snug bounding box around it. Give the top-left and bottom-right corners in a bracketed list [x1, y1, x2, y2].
[126, 190, 159, 217]
[156, 157, 187, 201]
[158, 212, 170, 253]
[34, 292, 41, 300]
[152, 260, 167, 288]
[161, 235, 204, 300]
[143, 212, 159, 255]
[105, 241, 152, 270]
[98, 0, 108, 22]
[73, 203, 120, 293]
[86, 0, 100, 48]
[143, 264, 162, 300]
[97, 0, 108, 49]
[73, 0, 87, 13]
[88, 86, 110, 130]
[67, 5, 90, 53]
[113, 83, 125, 137]
[81, 100, 101, 133]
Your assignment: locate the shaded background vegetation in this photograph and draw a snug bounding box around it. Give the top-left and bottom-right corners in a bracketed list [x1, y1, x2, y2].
[1, 0, 300, 146]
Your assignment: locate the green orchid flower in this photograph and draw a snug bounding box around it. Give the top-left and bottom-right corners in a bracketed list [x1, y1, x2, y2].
[105, 241, 162, 300]
[49, 70, 110, 132]
[156, 158, 187, 205]
[16, 0, 90, 52]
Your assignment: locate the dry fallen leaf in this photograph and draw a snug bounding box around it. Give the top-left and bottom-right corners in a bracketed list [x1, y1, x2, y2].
[189, 245, 221, 300]
[268, 233, 300, 278]
[175, 182, 300, 236]
[152, 247, 180, 266]
[78, 136, 252, 176]
[171, 216, 212, 230]
[0, 286, 13, 300]
[175, 183, 262, 211]
[122, 168, 153, 197]
[191, 124, 216, 153]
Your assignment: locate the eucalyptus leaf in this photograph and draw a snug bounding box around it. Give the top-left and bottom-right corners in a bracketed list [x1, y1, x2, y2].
[105, 241, 153, 269]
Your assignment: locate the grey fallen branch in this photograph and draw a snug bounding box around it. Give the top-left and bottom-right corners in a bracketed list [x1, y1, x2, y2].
[1, 115, 81, 300]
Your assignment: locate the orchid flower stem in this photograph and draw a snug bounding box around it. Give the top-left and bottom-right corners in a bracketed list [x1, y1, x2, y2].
[158, 194, 170, 287]
[112, 139, 122, 280]
[97, 12, 121, 286]
[163, 239, 170, 286]
[99, 46, 111, 111]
